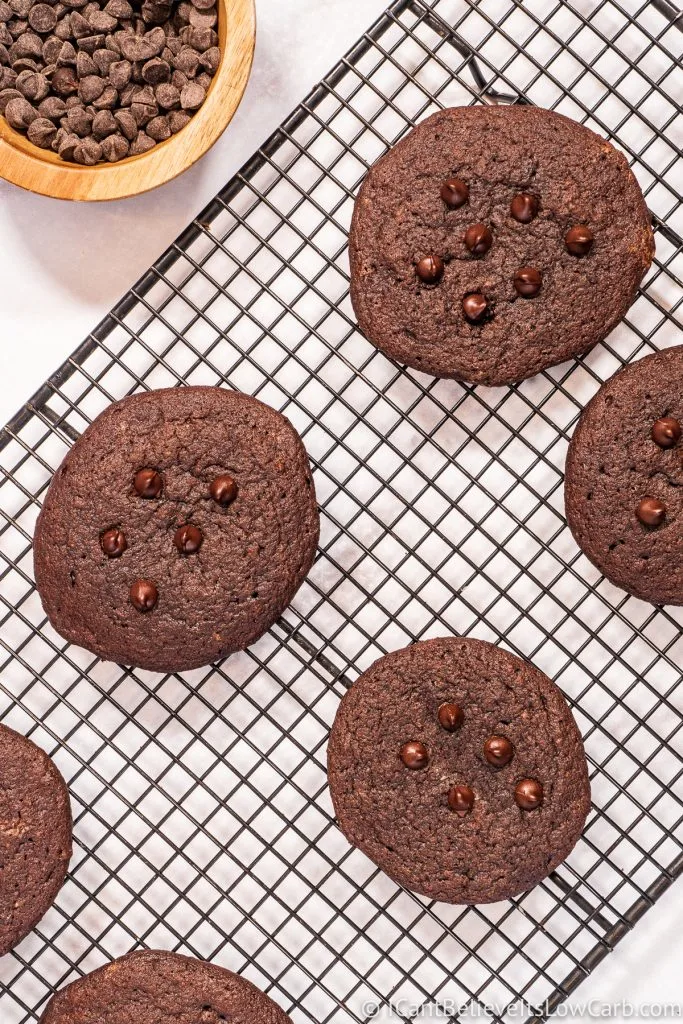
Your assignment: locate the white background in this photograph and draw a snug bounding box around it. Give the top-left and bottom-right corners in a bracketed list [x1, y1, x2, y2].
[0, 0, 680, 1016]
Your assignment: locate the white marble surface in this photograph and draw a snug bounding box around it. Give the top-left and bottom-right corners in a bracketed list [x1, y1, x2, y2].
[0, 0, 680, 1015]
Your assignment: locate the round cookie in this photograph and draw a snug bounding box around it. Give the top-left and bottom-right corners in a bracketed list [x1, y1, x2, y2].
[40, 949, 294, 1024]
[327, 637, 590, 904]
[565, 346, 683, 605]
[34, 386, 319, 673]
[349, 105, 653, 386]
[0, 724, 72, 956]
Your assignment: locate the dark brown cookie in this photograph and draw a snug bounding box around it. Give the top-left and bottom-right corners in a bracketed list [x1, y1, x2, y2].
[565, 346, 683, 605]
[349, 105, 653, 386]
[0, 724, 72, 955]
[34, 386, 319, 673]
[327, 637, 590, 904]
[40, 949, 294, 1024]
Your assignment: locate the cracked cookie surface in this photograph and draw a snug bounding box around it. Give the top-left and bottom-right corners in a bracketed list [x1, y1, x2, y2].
[0, 724, 72, 956]
[40, 949, 294, 1024]
[349, 105, 653, 385]
[34, 386, 319, 673]
[327, 637, 590, 904]
[565, 346, 683, 605]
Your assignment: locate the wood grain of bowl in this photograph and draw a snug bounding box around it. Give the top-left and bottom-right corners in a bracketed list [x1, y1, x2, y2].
[0, 0, 255, 201]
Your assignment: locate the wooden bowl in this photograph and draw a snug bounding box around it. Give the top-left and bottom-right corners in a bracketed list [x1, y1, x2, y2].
[0, 0, 255, 201]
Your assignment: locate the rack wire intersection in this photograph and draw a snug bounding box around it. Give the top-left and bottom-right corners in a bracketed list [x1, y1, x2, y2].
[0, 1, 682, 1022]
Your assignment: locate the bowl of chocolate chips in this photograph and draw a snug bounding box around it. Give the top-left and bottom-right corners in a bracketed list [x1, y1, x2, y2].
[0, 0, 254, 199]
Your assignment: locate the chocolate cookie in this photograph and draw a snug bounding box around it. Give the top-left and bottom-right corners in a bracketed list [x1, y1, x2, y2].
[39, 949, 294, 1024]
[327, 638, 590, 904]
[349, 105, 653, 385]
[34, 387, 319, 673]
[565, 346, 683, 604]
[0, 724, 72, 955]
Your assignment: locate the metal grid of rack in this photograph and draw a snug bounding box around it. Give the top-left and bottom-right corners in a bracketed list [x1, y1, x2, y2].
[1, 1, 682, 1021]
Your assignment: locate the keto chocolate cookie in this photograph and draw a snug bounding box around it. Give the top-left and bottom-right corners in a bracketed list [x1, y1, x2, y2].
[565, 346, 683, 605]
[328, 638, 590, 904]
[34, 386, 319, 673]
[0, 724, 72, 956]
[349, 105, 653, 385]
[40, 949, 294, 1024]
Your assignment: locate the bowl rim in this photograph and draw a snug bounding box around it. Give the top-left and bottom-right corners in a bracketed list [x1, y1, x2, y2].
[0, 0, 256, 201]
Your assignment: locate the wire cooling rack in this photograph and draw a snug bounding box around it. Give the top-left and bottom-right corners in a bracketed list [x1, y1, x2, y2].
[1, 1, 682, 1021]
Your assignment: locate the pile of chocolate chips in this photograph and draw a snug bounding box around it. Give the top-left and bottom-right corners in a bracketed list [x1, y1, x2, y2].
[0, 0, 219, 164]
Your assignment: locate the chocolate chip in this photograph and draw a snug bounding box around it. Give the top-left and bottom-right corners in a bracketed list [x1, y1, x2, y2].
[513, 267, 542, 298]
[438, 702, 463, 732]
[145, 110, 168, 139]
[72, 135, 101, 162]
[130, 98, 156, 124]
[75, 49, 96, 77]
[172, 44, 197, 75]
[103, 0, 132, 17]
[91, 82, 117, 107]
[415, 254, 444, 284]
[565, 225, 593, 256]
[100, 527, 127, 557]
[100, 129, 127, 159]
[154, 79, 178, 108]
[462, 292, 488, 323]
[179, 78, 203, 109]
[514, 778, 543, 810]
[636, 496, 665, 528]
[440, 176, 468, 208]
[130, 578, 158, 612]
[16, 68, 48, 101]
[210, 473, 238, 506]
[448, 784, 474, 816]
[28, 3, 56, 32]
[0, 84, 19, 110]
[113, 103, 135, 137]
[465, 222, 493, 256]
[141, 54, 168, 83]
[142, 0, 171, 23]
[37, 93, 66, 118]
[4, 93, 37, 127]
[510, 192, 539, 223]
[77, 71, 102, 101]
[108, 56, 130, 88]
[91, 106, 115, 137]
[188, 5, 215, 29]
[400, 741, 428, 770]
[129, 127, 154, 153]
[56, 128, 79, 158]
[167, 107, 188, 133]
[68, 10, 88, 35]
[92, 46, 116, 73]
[65, 102, 92, 134]
[199, 44, 218, 72]
[652, 417, 681, 449]
[483, 735, 514, 767]
[87, 8, 116, 31]
[134, 467, 163, 498]
[174, 523, 203, 554]
[55, 39, 76, 64]
[26, 113, 56, 146]
[51, 65, 78, 94]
